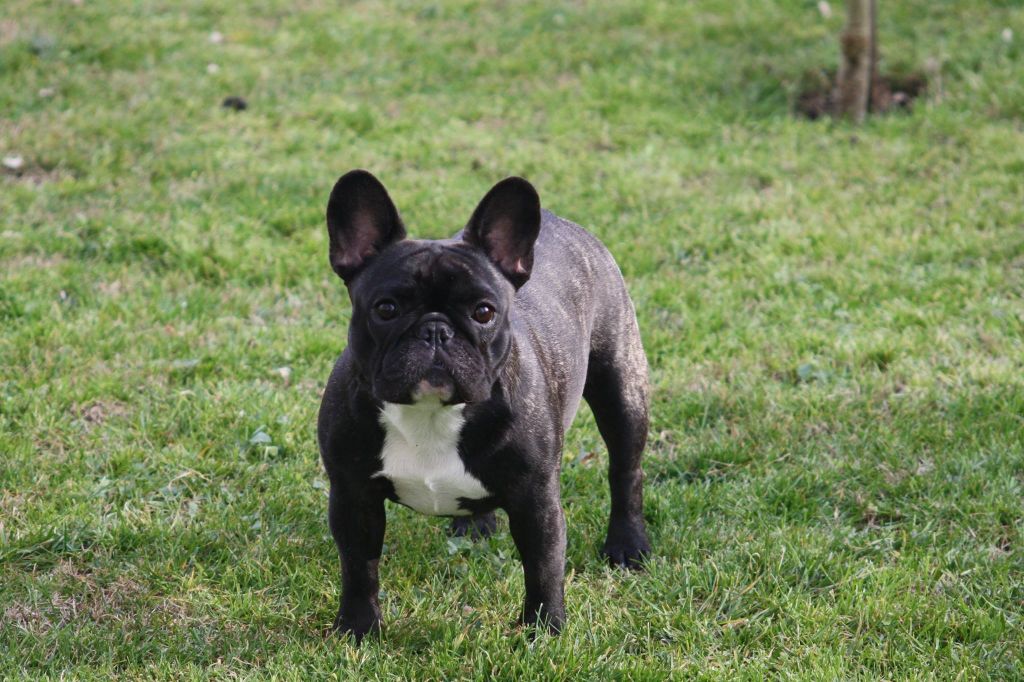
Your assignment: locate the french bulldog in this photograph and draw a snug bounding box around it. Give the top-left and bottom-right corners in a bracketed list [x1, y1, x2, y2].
[317, 170, 651, 642]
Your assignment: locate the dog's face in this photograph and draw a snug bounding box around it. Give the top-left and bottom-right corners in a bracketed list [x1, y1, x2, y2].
[345, 240, 514, 404]
[326, 171, 541, 405]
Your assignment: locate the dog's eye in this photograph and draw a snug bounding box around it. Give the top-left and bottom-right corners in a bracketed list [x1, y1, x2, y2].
[472, 303, 496, 324]
[374, 300, 399, 320]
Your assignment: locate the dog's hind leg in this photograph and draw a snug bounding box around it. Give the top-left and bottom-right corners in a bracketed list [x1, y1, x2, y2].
[583, 308, 651, 569]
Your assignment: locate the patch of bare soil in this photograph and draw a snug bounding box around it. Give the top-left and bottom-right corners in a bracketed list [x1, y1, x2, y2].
[0, 20, 20, 47]
[796, 69, 927, 120]
[4, 562, 147, 635]
[3, 560, 205, 636]
[74, 400, 131, 426]
[1, 159, 73, 185]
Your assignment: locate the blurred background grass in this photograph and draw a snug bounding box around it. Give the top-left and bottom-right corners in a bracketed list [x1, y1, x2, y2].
[1, 0, 1022, 678]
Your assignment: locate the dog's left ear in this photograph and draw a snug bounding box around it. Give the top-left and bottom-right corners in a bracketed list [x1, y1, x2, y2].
[463, 177, 541, 289]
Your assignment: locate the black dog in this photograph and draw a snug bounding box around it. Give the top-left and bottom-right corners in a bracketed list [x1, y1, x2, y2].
[318, 170, 651, 641]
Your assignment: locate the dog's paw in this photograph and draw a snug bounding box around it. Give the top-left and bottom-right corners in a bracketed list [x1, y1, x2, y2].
[519, 604, 565, 636]
[331, 603, 381, 644]
[601, 528, 651, 570]
[449, 511, 498, 539]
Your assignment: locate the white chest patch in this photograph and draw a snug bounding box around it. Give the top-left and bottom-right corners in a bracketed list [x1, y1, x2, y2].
[374, 400, 489, 516]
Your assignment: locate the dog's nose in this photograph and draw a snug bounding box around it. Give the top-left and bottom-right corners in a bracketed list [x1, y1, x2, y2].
[417, 319, 454, 346]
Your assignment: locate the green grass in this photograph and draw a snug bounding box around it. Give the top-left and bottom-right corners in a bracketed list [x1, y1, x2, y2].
[2, 0, 1023, 678]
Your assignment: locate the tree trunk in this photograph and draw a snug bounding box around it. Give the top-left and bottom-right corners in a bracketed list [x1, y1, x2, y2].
[835, 0, 877, 122]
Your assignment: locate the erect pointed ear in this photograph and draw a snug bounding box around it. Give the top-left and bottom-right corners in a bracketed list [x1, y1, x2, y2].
[326, 170, 406, 283]
[463, 177, 541, 289]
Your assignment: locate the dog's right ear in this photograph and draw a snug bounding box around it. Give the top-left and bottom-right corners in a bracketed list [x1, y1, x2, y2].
[326, 170, 406, 283]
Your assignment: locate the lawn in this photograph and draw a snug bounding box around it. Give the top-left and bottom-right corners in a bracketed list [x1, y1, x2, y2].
[2, 0, 1023, 678]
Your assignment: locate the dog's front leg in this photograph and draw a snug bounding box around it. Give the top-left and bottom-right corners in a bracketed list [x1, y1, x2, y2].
[505, 474, 567, 633]
[328, 484, 386, 643]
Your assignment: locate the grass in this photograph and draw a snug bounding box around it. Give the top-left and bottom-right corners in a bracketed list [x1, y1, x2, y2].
[2, 0, 1023, 678]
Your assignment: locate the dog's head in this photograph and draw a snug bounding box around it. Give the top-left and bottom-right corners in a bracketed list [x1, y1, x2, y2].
[326, 170, 541, 405]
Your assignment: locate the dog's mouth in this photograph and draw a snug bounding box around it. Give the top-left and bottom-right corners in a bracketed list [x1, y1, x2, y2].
[373, 342, 492, 406]
[412, 366, 456, 402]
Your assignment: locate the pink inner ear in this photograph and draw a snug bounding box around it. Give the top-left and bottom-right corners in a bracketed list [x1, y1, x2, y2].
[485, 217, 517, 260]
[333, 211, 383, 271]
[482, 217, 531, 279]
[336, 250, 372, 269]
[352, 212, 377, 250]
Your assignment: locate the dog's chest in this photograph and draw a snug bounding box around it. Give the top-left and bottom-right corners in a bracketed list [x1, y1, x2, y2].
[374, 402, 489, 516]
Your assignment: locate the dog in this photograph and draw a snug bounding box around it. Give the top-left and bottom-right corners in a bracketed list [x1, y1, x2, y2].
[317, 170, 651, 641]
